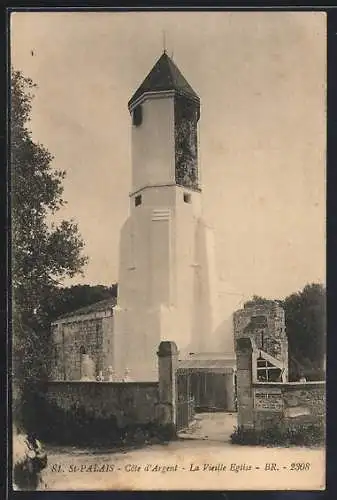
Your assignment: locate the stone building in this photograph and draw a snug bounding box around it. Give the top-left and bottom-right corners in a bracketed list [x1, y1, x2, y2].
[233, 300, 288, 382]
[51, 298, 116, 381]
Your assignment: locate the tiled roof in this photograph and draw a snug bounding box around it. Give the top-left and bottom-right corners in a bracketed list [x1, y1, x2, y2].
[128, 52, 199, 110]
[55, 297, 117, 322]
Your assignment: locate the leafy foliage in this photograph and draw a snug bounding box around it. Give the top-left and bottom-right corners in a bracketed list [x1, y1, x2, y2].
[174, 96, 199, 189]
[243, 295, 276, 308]
[11, 70, 88, 422]
[40, 284, 118, 323]
[283, 284, 326, 380]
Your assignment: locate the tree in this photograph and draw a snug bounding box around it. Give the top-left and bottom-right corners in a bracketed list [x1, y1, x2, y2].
[283, 283, 326, 380]
[243, 295, 276, 308]
[11, 70, 88, 422]
[243, 284, 326, 380]
[40, 283, 118, 323]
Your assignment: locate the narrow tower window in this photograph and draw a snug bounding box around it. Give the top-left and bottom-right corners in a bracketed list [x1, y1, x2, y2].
[183, 192, 191, 204]
[135, 194, 142, 207]
[132, 105, 143, 127]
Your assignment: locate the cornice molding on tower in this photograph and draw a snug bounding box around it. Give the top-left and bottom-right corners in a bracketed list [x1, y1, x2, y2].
[128, 89, 200, 114]
[129, 182, 202, 198]
[129, 182, 177, 197]
[128, 90, 176, 113]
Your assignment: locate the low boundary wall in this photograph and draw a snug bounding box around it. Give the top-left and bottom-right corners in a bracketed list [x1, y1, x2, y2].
[236, 337, 325, 432]
[45, 381, 159, 427]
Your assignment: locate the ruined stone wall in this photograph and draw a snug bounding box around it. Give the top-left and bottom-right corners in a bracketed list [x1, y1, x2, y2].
[233, 301, 288, 368]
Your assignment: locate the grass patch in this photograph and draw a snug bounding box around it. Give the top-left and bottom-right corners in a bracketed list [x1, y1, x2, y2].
[230, 422, 325, 447]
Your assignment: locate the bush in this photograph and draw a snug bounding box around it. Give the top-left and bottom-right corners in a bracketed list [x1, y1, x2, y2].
[18, 391, 174, 448]
[230, 422, 325, 447]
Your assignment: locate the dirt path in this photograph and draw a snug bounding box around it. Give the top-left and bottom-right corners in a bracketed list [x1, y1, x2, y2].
[39, 413, 325, 491]
[178, 412, 237, 442]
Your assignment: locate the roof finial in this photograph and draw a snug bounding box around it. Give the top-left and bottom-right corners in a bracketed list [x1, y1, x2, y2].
[163, 30, 166, 54]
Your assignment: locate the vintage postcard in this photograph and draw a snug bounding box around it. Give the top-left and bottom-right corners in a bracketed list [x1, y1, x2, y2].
[10, 10, 326, 491]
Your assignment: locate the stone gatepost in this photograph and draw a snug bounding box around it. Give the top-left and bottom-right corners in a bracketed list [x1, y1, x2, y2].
[224, 369, 236, 412]
[235, 337, 254, 429]
[156, 341, 178, 433]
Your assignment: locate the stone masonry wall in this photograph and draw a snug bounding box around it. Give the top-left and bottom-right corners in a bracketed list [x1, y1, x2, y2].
[253, 382, 325, 431]
[102, 315, 114, 374]
[45, 381, 159, 427]
[40, 341, 181, 444]
[233, 302, 288, 371]
[51, 313, 114, 381]
[235, 336, 325, 433]
[236, 338, 254, 429]
[282, 383, 325, 421]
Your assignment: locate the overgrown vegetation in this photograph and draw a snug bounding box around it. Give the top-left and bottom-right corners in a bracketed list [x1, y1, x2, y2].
[21, 390, 176, 448]
[230, 422, 325, 447]
[284, 284, 326, 381]
[11, 70, 88, 428]
[40, 283, 118, 323]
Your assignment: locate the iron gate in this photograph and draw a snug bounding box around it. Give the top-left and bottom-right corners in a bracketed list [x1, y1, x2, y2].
[189, 371, 228, 411]
[176, 368, 195, 431]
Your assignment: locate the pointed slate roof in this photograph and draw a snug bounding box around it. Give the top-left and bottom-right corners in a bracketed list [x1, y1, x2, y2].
[128, 52, 200, 110]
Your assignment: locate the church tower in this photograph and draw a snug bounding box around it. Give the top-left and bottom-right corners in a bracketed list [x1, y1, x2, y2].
[114, 52, 219, 381]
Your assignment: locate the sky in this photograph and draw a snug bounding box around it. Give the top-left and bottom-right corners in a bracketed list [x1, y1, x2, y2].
[11, 11, 326, 304]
